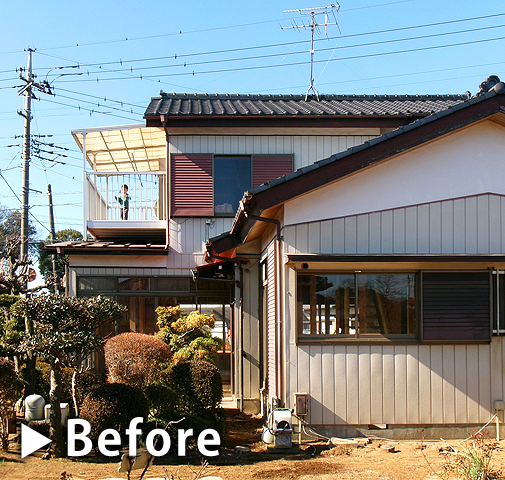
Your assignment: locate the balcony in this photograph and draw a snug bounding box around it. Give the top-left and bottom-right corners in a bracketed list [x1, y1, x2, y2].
[73, 124, 168, 245]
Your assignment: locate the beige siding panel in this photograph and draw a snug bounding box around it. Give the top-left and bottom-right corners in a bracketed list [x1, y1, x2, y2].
[465, 196, 478, 253]
[417, 204, 430, 254]
[405, 206, 418, 253]
[358, 346, 371, 425]
[368, 212, 381, 254]
[501, 197, 505, 252]
[297, 346, 311, 419]
[393, 208, 406, 254]
[418, 346, 432, 423]
[490, 339, 503, 418]
[310, 345, 323, 425]
[429, 202, 442, 253]
[394, 346, 407, 424]
[296, 224, 309, 254]
[322, 345, 336, 424]
[430, 345, 444, 424]
[356, 214, 369, 254]
[477, 195, 490, 254]
[382, 346, 395, 424]
[454, 345, 468, 423]
[489, 195, 502, 253]
[406, 347, 420, 424]
[334, 346, 347, 424]
[308, 223, 321, 254]
[466, 344, 480, 423]
[453, 198, 466, 253]
[441, 200, 454, 254]
[332, 217, 345, 253]
[344, 216, 357, 254]
[442, 345, 456, 423]
[478, 345, 492, 422]
[370, 346, 384, 424]
[381, 210, 393, 253]
[346, 346, 359, 424]
[320, 220, 333, 254]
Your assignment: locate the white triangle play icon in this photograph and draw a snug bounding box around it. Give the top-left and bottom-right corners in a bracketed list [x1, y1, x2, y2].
[21, 423, 52, 458]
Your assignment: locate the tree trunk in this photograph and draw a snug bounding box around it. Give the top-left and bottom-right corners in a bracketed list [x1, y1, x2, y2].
[23, 355, 37, 397]
[49, 357, 65, 457]
[71, 369, 79, 417]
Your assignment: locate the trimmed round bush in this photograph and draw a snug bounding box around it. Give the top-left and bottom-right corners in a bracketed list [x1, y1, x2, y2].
[80, 383, 148, 443]
[104, 332, 171, 390]
[170, 360, 223, 413]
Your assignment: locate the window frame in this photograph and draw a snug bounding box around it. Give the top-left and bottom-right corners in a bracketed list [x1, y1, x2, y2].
[170, 153, 293, 217]
[296, 270, 419, 344]
[295, 269, 494, 345]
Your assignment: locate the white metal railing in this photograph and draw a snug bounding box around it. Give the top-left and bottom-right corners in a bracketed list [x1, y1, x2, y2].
[86, 172, 166, 221]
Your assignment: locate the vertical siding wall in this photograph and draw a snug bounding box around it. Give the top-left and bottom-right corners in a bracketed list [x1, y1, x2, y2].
[169, 134, 376, 171]
[284, 194, 505, 255]
[283, 194, 505, 426]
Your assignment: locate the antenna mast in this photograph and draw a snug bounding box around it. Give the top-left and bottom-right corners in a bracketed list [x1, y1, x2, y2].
[282, 4, 340, 100]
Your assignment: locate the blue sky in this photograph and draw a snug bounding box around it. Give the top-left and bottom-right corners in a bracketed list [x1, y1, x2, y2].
[0, 0, 504, 244]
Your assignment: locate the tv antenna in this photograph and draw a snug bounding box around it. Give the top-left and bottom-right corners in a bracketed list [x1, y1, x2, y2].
[282, 4, 340, 100]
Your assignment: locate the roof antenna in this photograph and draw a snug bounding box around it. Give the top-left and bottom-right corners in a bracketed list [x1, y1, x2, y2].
[282, 4, 340, 101]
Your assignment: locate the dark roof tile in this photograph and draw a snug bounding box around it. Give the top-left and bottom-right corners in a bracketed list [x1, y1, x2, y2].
[145, 93, 466, 118]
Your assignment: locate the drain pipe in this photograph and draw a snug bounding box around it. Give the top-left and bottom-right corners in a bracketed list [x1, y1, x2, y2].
[243, 212, 284, 403]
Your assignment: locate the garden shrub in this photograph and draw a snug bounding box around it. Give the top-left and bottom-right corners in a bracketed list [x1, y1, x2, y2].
[155, 306, 221, 364]
[104, 332, 171, 390]
[147, 360, 225, 435]
[31, 361, 102, 409]
[0, 359, 23, 450]
[170, 360, 222, 413]
[80, 383, 148, 444]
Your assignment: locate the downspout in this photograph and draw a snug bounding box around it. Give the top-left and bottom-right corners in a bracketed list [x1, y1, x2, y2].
[243, 212, 284, 404]
[208, 254, 244, 411]
[82, 133, 87, 240]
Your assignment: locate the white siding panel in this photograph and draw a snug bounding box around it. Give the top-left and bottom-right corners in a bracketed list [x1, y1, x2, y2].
[406, 347, 419, 424]
[370, 346, 383, 424]
[442, 345, 456, 423]
[477, 195, 490, 254]
[392, 208, 406, 254]
[381, 210, 393, 253]
[346, 346, 359, 424]
[322, 345, 336, 424]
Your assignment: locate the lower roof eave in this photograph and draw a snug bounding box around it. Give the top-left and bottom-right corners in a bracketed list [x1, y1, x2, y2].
[287, 254, 505, 263]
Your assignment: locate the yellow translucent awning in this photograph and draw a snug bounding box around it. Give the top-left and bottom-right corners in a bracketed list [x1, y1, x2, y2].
[72, 124, 166, 172]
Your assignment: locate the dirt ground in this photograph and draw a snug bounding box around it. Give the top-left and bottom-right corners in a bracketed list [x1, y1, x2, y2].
[1, 415, 504, 480]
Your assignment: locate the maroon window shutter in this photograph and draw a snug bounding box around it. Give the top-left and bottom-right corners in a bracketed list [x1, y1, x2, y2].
[252, 155, 293, 188]
[171, 154, 213, 216]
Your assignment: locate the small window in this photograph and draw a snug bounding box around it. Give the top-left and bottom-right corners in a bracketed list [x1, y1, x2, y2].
[118, 277, 149, 291]
[78, 277, 116, 292]
[297, 273, 416, 338]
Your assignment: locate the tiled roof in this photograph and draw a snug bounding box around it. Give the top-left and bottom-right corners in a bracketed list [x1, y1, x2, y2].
[145, 92, 467, 118]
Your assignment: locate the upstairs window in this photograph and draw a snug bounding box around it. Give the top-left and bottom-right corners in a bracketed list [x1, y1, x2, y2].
[171, 154, 292, 216]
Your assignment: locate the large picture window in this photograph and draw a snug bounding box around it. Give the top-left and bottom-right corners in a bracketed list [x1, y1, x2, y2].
[297, 273, 417, 338]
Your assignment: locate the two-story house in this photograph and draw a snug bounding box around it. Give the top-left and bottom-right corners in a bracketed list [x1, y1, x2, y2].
[48, 91, 468, 418]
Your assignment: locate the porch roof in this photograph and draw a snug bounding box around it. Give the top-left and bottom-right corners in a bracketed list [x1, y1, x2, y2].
[46, 240, 169, 255]
[72, 124, 166, 172]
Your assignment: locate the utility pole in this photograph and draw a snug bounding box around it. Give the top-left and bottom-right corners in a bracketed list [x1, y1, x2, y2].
[47, 184, 59, 294]
[17, 48, 53, 262]
[18, 48, 34, 261]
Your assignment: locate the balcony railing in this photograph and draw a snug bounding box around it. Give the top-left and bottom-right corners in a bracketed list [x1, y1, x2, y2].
[86, 172, 166, 221]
